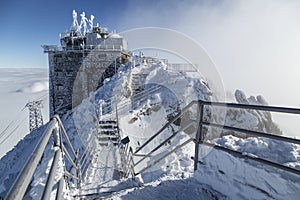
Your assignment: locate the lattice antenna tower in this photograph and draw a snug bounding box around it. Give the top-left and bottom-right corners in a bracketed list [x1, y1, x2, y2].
[25, 100, 44, 132]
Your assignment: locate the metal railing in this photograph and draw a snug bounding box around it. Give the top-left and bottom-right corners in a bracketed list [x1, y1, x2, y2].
[119, 143, 135, 178]
[99, 84, 162, 116]
[7, 99, 299, 199]
[122, 100, 300, 177]
[194, 100, 300, 176]
[6, 115, 82, 200]
[125, 101, 198, 176]
[167, 63, 198, 72]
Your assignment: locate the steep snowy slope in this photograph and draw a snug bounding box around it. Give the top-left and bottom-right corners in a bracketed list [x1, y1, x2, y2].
[94, 61, 300, 199]
[0, 61, 299, 199]
[0, 125, 47, 198]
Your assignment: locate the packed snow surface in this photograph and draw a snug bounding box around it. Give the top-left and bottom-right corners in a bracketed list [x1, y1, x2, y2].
[0, 63, 300, 199]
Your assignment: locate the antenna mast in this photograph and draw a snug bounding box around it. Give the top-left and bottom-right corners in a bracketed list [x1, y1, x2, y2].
[25, 100, 44, 132]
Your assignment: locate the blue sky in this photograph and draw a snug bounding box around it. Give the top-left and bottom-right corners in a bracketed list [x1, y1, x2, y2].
[1, 0, 300, 107]
[1, 0, 300, 134]
[0, 0, 129, 68]
[0, 0, 214, 68]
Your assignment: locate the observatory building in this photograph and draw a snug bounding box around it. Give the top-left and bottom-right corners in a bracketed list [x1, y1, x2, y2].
[43, 10, 130, 117]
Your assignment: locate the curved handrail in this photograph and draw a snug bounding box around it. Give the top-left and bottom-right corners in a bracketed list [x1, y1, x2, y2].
[6, 119, 57, 200]
[6, 115, 82, 200]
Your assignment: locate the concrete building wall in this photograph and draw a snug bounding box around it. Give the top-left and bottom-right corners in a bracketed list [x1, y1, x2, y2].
[48, 49, 123, 117]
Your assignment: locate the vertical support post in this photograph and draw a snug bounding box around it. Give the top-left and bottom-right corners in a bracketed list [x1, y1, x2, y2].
[115, 103, 120, 142]
[98, 100, 104, 121]
[194, 102, 204, 171]
[41, 149, 62, 200]
[55, 177, 64, 200]
[5, 119, 57, 200]
[52, 124, 59, 147]
[42, 123, 61, 200]
[75, 150, 81, 189]
[115, 58, 117, 74]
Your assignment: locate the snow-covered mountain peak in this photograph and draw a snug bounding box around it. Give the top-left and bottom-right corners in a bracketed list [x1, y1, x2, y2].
[0, 61, 299, 199]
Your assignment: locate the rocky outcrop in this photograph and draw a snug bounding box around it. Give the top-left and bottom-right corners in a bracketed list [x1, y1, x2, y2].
[223, 90, 282, 137]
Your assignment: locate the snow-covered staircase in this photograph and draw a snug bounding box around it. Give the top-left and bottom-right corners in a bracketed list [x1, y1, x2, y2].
[130, 73, 162, 110]
[77, 142, 124, 199]
[131, 73, 148, 93]
[98, 120, 120, 146]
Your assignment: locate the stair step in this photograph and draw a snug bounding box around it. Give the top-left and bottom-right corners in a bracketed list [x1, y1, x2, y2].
[99, 128, 118, 132]
[98, 141, 119, 146]
[98, 137, 119, 141]
[99, 124, 118, 127]
[98, 132, 119, 137]
[99, 120, 117, 124]
[98, 134, 119, 138]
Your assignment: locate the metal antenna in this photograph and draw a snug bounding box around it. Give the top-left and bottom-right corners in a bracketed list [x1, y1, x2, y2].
[25, 100, 44, 132]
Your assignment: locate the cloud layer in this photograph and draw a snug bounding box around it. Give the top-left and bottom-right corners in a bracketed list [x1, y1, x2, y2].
[119, 0, 300, 107]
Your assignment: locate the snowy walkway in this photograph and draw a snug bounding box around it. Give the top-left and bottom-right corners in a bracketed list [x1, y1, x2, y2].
[80, 143, 122, 196]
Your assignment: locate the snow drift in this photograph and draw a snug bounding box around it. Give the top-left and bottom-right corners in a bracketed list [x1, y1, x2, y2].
[0, 61, 299, 199]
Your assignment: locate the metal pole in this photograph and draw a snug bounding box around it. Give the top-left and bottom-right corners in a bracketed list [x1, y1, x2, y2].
[6, 119, 57, 200]
[194, 103, 204, 171]
[55, 178, 64, 200]
[41, 149, 62, 200]
[75, 150, 81, 189]
[115, 58, 117, 74]
[200, 100, 300, 115]
[135, 100, 196, 154]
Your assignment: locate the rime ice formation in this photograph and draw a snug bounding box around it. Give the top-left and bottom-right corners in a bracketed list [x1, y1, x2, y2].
[0, 61, 299, 199]
[223, 89, 282, 137]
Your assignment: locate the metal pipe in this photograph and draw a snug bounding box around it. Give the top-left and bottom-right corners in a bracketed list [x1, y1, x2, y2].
[202, 122, 300, 145]
[55, 178, 64, 200]
[136, 138, 193, 175]
[62, 145, 77, 169]
[194, 103, 203, 171]
[135, 120, 195, 166]
[200, 141, 300, 176]
[6, 119, 57, 200]
[80, 138, 96, 165]
[42, 149, 62, 200]
[64, 171, 79, 180]
[125, 148, 134, 177]
[79, 135, 95, 163]
[54, 115, 77, 157]
[200, 100, 300, 115]
[75, 150, 81, 188]
[135, 100, 197, 154]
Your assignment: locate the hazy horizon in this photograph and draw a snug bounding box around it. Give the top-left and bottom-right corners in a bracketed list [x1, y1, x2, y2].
[1, 0, 300, 137]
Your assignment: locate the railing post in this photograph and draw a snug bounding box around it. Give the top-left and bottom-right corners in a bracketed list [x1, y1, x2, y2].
[6, 119, 57, 200]
[41, 149, 62, 200]
[75, 150, 81, 189]
[42, 124, 62, 200]
[55, 177, 64, 200]
[194, 101, 204, 171]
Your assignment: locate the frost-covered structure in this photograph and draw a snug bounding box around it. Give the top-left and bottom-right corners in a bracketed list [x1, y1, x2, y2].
[42, 10, 130, 117]
[1, 59, 299, 199]
[2, 10, 299, 200]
